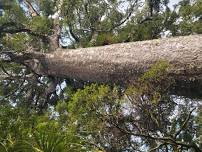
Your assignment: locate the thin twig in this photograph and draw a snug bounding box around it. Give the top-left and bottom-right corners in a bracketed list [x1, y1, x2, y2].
[24, 0, 40, 16]
[174, 108, 196, 139]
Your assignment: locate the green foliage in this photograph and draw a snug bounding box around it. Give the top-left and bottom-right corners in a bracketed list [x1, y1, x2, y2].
[55, 101, 68, 125]
[5, 3, 27, 24]
[1, 33, 29, 52]
[126, 61, 172, 104]
[94, 33, 118, 46]
[0, 105, 36, 152]
[33, 122, 65, 152]
[177, 0, 202, 35]
[39, 0, 55, 16]
[140, 60, 170, 82]
[66, 84, 121, 150]
[29, 17, 52, 35]
[68, 84, 118, 130]
[0, 0, 201, 151]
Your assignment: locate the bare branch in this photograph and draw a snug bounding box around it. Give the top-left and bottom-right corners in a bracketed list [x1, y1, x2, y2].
[110, 0, 138, 31]
[69, 24, 80, 43]
[149, 143, 167, 152]
[24, 0, 40, 17]
[115, 124, 201, 152]
[174, 108, 196, 139]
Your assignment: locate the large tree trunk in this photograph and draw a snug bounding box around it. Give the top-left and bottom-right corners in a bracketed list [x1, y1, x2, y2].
[3, 34, 202, 84]
[31, 34, 202, 84]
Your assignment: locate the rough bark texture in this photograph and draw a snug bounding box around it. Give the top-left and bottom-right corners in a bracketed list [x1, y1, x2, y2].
[10, 34, 202, 84]
[32, 34, 202, 84]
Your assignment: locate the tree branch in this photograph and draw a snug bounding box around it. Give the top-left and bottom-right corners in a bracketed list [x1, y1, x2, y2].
[149, 143, 167, 152]
[174, 108, 196, 139]
[24, 0, 40, 17]
[0, 22, 48, 41]
[110, 0, 138, 31]
[2, 35, 202, 98]
[115, 123, 201, 152]
[68, 24, 80, 43]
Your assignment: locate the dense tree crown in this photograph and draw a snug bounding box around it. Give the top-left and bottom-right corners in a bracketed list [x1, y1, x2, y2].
[0, 0, 201, 151]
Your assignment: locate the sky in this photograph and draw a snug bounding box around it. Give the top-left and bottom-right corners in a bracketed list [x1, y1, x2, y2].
[169, 0, 181, 8]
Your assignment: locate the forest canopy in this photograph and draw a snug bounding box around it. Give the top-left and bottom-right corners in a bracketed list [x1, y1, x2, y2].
[0, 0, 201, 151]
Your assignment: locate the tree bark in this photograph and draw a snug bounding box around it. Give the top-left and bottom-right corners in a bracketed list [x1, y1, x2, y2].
[35, 34, 202, 83]
[3, 34, 202, 84]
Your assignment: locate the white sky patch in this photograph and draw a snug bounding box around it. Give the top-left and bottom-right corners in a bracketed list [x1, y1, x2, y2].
[51, 12, 59, 19]
[168, 0, 182, 9]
